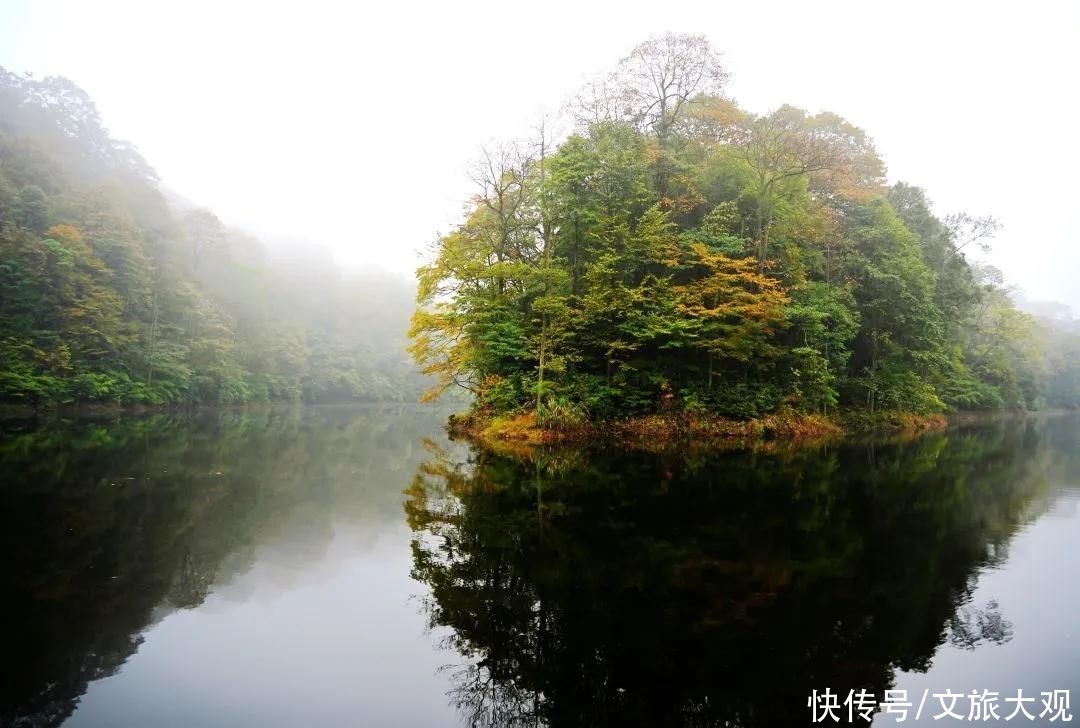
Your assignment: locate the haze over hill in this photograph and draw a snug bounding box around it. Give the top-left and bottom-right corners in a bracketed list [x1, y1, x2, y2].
[2, 1, 1077, 314]
[0, 68, 428, 405]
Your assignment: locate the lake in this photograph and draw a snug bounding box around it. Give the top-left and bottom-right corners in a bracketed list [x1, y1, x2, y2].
[1, 406, 1077, 726]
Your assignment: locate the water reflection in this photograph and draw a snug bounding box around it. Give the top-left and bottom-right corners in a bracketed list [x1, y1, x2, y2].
[405, 418, 1077, 727]
[0, 406, 450, 727]
[2, 410, 1076, 727]
[946, 599, 1013, 651]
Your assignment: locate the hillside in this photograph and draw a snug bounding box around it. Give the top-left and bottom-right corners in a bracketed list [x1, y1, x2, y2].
[0, 68, 426, 406]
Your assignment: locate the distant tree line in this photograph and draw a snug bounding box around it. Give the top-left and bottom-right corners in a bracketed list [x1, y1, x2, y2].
[0, 67, 426, 406]
[411, 34, 1080, 422]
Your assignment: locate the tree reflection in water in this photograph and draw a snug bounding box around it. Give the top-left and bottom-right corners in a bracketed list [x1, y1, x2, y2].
[0, 406, 441, 727]
[947, 599, 1014, 651]
[406, 421, 1061, 727]
[1, 410, 1072, 728]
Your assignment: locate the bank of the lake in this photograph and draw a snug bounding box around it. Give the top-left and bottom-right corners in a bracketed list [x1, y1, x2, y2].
[446, 407, 965, 453]
[0, 398, 429, 423]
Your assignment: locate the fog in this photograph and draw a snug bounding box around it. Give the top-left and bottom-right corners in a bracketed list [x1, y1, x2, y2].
[2, 0, 1077, 311]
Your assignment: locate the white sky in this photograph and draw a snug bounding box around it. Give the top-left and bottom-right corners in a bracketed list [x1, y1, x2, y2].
[1, 0, 1078, 311]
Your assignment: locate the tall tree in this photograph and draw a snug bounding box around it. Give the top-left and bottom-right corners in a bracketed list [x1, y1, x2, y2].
[742, 106, 883, 274]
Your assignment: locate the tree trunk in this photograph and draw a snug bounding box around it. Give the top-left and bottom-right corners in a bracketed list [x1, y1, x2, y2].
[536, 315, 546, 415]
[757, 221, 771, 276]
[146, 291, 160, 386]
[754, 186, 771, 275]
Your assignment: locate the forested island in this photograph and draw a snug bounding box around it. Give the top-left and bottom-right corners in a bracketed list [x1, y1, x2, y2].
[410, 34, 1080, 441]
[0, 68, 425, 408]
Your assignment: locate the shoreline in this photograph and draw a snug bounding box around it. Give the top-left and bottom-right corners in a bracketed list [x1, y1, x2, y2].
[445, 408, 1065, 454]
[0, 399, 440, 423]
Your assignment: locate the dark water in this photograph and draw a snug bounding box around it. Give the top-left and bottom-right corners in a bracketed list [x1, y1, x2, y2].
[1, 407, 1077, 727]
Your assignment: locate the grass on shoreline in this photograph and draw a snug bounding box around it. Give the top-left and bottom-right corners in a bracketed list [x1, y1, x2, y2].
[448, 407, 950, 454]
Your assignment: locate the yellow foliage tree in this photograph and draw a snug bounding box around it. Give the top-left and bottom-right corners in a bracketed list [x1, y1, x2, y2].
[675, 243, 788, 386]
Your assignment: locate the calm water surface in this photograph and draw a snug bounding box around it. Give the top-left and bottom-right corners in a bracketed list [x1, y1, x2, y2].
[1, 406, 1077, 726]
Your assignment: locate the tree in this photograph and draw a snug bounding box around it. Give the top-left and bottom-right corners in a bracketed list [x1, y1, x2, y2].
[573, 34, 729, 143]
[844, 200, 946, 413]
[786, 281, 859, 413]
[573, 34, 730, 195]
[675, 242, 788, 388]
[742, 106, 883, 274]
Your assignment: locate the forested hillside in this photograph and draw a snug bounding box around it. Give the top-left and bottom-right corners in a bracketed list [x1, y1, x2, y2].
[411, 34, 1080, 425]
[0, 68, 425, 406]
